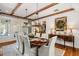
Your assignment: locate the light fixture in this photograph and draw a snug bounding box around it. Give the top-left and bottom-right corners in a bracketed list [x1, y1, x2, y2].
[24, 22, 28, 25]
[25, 9, 28, 18]
[25, 9, 27, 11]
[54, 9, 59, 12]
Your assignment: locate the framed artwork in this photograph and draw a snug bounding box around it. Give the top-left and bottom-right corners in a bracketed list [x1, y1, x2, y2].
[55, 16, 67, 31]
[42, 21, 46, 33]
[34, 21, 46, 33]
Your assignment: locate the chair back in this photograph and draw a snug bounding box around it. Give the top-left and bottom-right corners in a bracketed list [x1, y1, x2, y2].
[22, 35, 31, 56]
[17, 35, 24, 54]
[15, 33, 19, 48]
[15, 33, 31, 56]
[49, 36, 57, 56]
[41, 33, 48, 39]
[35, 33, 40, 38]
[15, 33, 24, 55]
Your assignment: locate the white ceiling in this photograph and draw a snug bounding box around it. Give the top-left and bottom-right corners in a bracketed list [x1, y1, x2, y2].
[0, 3, 79, 20]
[0, 3, 17, 14]
[0, 3, 49, 17]
[28, 3, 79, 19]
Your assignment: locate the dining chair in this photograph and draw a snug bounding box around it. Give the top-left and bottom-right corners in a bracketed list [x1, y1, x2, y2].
[38, 36, 65, 56]
[15, 33, 23, 52]
[35, 33, 40, 38]
[18, 35, 24, 54]
[14, 33, 24, 55]
[41, 33, 48, 39]
[15, 34, 36, 56]
[22, 35, 36, 56]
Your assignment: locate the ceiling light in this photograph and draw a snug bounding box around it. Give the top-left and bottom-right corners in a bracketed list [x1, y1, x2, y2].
[25, 9, 27, 11]
[54, 9, 59, 12]
[25, 9, 28, 17]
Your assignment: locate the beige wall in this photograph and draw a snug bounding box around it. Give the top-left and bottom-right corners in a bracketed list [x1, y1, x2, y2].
[31, 3, 79, 48]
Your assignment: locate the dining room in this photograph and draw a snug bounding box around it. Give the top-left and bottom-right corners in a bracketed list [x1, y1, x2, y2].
[0, 3, 79, 56]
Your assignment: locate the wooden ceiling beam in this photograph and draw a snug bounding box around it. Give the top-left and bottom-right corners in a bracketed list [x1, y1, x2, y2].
[32, 8, 74, 21]
[11, 3, 22, 15]
[25, 3, 58, 18]
[0, 12, 32, 20]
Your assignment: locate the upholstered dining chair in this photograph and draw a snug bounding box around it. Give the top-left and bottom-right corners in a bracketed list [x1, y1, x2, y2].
[41, 33, 48, 39]
[35, 33, 40, 38]
[38, 36, 65, 56]
[14, 33, 24, 55]
[15, 34, 36, 56]
[16, 33, 24, 52]
[22, 35, 36, 56]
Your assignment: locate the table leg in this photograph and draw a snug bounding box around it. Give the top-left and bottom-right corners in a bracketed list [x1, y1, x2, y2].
[64, 40, 65, 48]
[36, 47, 39, 56]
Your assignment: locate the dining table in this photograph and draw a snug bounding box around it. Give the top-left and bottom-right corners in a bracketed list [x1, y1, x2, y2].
[30, 38, 49, 56]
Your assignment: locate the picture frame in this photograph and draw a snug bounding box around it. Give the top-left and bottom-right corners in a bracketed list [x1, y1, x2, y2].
[34, 21, 46, 33]
[55, 16, 67, 31]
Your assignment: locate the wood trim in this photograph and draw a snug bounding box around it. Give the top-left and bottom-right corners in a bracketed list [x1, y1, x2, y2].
[33, 8, 74, 21]
[25, 3, 58, 18]
[11, 3, 22, 15]
[0, 12, 32, 20]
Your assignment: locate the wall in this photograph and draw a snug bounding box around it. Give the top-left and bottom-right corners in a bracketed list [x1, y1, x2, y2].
[31, 3, 79, 48]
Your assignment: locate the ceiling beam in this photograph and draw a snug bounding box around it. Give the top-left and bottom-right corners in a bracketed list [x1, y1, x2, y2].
[32, 8, 74, 21]
[25, 3, 58, 18]
[0, 12, 33, 20]
[11, 3, 22, 15]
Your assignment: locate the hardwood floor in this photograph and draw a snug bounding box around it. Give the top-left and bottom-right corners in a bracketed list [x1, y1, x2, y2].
[55, 43, 79, 56]
[0, 40, 79, 56]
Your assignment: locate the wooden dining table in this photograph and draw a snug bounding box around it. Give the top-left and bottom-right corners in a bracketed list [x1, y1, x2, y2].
[30, 38, 48, 56]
